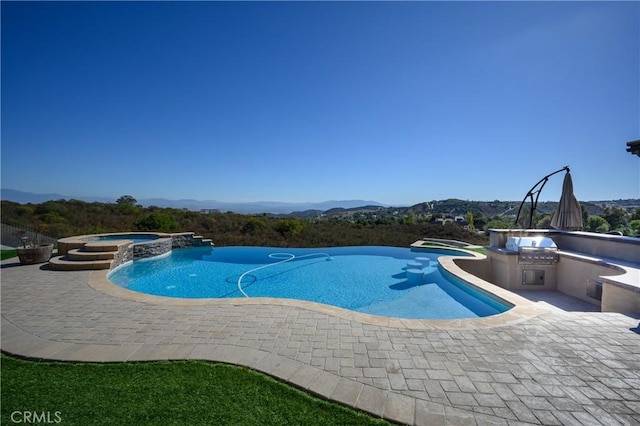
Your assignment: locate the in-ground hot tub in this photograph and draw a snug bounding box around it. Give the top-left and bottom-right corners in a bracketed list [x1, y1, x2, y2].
[52, 232, 212, 271]
[57, 232, 171, 257]
[55, 232, 173, 270]
[95, 234, 161, 244]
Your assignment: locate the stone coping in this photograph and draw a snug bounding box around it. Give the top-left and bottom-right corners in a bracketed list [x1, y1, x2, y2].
[0, 315, 476, 426]
[3, 256, 640, 425]
[90, 248, 545, 331]
[58, 232, 172, 245]
[57, 232, 172, 257]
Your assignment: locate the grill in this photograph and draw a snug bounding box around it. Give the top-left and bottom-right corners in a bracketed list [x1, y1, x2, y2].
[506, 236, 559, 265]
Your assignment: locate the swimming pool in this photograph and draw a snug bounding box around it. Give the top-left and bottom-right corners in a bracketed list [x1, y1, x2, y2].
[109, 246, 512, 320]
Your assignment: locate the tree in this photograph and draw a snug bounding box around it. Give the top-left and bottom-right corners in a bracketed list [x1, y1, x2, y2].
[404, 213, 416, 225]
[134, 213, 179, 232]
[275, 218, 305, 238]
[473, 211, 487, 231]
[586, 216, 609, 233]
[116, 195, 137, 206]
[465, 212, 475, 230]
[484, 216, 514, 231]
[581, 205, 590, 227]
[242, 217, 267, 233]
[116, 195, 140, 214]
[600, 207, 625, 230]
[536, 215, 552, 229]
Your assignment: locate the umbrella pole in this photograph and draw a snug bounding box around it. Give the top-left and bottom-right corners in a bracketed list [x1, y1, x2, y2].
[515, 166, 569, 229]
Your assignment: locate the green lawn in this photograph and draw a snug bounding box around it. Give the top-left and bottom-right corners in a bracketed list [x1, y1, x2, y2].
[1, 249, 17, 260]
[420, 241, 487, 255]
[465, 246, 487, 255]
[1, 355, 390, 426]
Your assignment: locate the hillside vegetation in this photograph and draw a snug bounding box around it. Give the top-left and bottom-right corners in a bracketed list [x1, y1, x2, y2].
[308, 198, 640, 236]
[0, 199, 489, 247]
[4, 196, 638, 247]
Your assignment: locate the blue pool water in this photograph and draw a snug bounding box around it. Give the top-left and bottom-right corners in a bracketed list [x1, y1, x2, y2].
[97, 234, 159, 243]
[109, 246, 512, 320]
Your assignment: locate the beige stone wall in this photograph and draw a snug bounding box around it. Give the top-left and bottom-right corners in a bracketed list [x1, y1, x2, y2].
[486, 250, 518, 290]
[555, 254, 618, 307]
[486, 249, 557, 291]
[452, 258, 493, 283]
[602, 284, 640, 314]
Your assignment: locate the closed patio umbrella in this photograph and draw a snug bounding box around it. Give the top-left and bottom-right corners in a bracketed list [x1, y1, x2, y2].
[550, 170, 583, 230]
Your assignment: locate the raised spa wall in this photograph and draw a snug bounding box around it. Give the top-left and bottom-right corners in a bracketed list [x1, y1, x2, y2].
[54, 232, 212, 271]
[454, 229, 639, 315]
[120, 232, 213, 268]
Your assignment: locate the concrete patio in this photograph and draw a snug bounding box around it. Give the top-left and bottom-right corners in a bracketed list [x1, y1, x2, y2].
[1, 258, 639, 425]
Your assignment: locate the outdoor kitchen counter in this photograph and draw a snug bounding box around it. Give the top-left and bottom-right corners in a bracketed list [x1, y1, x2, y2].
[558, 250, 640, 290]
[485, 229, 639, 314]
[558, 250, 640, 314]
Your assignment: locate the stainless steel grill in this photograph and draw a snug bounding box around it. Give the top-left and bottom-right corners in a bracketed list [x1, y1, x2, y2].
[506, 236, 559, 265]
[517, 248, 559, 265]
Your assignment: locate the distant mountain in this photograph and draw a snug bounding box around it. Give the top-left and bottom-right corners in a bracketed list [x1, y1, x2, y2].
[322, 205, 389, 216]
[276, 205, 389, 218]
[138, 198, 387, 214]
[288, 199, 639, 221]
[0, 189, 386, 215]
[3, 189, 637, 217]
[0, 189, 115, 204]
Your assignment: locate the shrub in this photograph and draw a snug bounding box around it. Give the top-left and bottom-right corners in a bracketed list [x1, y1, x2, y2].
[242, 217, 267, 233]
[275, 218, 305, 237]
[135, 213, 179, 232]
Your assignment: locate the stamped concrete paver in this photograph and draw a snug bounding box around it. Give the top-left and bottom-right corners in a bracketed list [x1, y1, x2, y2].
[2, 259, 639, 425]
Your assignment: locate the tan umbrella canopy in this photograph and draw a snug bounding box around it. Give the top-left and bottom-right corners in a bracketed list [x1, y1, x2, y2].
[550, 170, 582, 230]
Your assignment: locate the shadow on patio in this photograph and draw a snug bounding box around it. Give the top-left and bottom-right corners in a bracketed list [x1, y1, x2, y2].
[513, 289, 600, 312]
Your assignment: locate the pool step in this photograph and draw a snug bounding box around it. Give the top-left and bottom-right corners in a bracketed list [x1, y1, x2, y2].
[192, 235, 213, 246]
[49, 240, 129, 270]
[49, 232, 213, 271]
[406, 268, 425, 285]
[66, 249, 116, 261]
[49, 255, 113, 271]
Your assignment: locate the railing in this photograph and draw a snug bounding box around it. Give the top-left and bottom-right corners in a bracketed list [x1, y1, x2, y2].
[0, 222, 58, 248]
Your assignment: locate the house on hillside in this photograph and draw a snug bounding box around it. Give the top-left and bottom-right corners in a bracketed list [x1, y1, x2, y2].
[432, 215, 471, 230]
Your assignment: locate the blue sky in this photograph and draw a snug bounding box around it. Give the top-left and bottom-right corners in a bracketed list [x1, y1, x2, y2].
[2, 1, 638, 206]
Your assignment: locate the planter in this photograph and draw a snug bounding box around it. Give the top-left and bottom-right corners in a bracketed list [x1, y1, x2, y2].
[17, 244, 54, 265]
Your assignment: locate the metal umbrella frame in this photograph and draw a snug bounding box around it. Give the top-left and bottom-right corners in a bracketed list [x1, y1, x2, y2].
[515, 166, 570, 229]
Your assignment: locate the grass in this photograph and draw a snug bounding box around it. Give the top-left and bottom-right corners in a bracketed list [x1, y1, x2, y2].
[466, 246, 487, 255]
[420, 241, 487, 255]
[1, 355, 391, 426]
[0, 241, 480, 425]
[1, 249, 17, 260]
